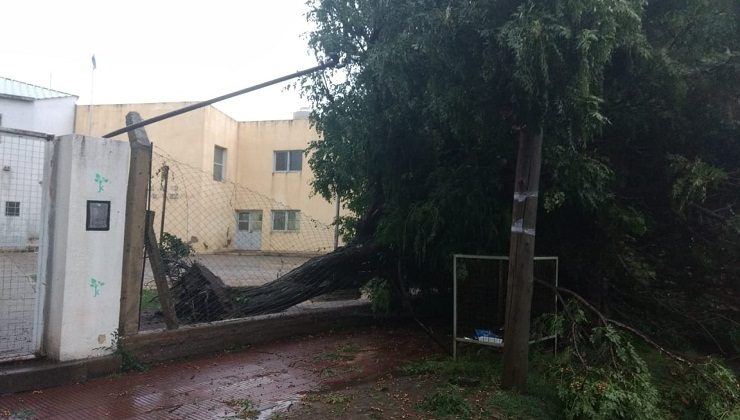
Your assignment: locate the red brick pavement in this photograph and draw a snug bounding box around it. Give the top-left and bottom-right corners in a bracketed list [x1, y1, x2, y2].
[0, 326, 436, 419]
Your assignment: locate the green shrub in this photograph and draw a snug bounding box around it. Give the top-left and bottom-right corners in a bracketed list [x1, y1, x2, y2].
[669, 358, 740, 419]
[547, 326, 666, 419]
[488, 390, 554, 420]
[361, 278, 393, 314]
[158, 232, 194, 277]
[419, 384, 471, 418]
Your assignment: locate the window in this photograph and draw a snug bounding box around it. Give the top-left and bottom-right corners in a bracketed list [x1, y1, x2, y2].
[5, 201, 20, 217]
[237, 211, 262, 231]
[273, 150, 303, 172]
[271, 210, 300, 231]
[213, 146, 227, 181]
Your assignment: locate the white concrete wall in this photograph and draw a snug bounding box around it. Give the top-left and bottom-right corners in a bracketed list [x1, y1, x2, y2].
[40, 135, 129, 361]
[0, 97, 34, 130]
[0, 96, 76, 135]
[32, 97, 77, 135]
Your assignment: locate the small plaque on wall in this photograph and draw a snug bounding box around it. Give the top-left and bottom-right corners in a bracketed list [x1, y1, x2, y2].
[86, 200, 110, 231]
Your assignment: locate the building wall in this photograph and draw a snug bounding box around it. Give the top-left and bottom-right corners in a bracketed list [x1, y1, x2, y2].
[236, 118, 338, 252]
[74, 103, 339, 254]
[0, 96, 76, 135]
[32, 97, 77, 134]
[0, 97, 34, 130]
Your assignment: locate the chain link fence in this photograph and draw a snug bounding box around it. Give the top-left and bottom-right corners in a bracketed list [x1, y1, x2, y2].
[0, 130, 47, 361]
[140, 148, 358, 330]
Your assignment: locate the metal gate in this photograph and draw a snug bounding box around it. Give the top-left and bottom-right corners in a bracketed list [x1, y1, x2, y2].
[0, 128, 51, 362]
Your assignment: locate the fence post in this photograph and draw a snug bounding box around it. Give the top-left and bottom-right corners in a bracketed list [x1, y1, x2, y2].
[119, 112, 152, 336]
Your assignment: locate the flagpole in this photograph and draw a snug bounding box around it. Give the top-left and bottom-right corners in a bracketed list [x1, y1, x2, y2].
[88, 54, 96, 135]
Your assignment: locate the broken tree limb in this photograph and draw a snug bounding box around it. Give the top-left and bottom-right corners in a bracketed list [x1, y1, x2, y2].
[171, 263, 235, 323]
[532, 278, 693, 365]
[232, 241, 380, 316]
[145, 211, 179, 330]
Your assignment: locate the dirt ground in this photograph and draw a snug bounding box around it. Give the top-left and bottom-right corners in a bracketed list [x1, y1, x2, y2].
[282, 372, 503, 420]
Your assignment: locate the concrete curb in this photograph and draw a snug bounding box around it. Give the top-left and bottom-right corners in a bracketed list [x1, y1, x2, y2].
[0, 354, 121, 395]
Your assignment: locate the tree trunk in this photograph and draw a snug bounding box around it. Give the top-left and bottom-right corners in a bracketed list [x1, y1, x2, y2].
[234, 241, 380, 316]
[501, 126, 544, 393]
[171, 241, 381, 321]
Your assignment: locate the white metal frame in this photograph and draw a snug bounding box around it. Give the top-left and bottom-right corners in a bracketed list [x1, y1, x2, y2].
[452, 254, 558, 360]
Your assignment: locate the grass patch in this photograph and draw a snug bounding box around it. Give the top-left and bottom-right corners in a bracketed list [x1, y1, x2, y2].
[320, 367, 336, 378]
[225, 398, 259, 419]
[324, 392, 352, 405]
[418, 384, 472, 418]
[399, 350, 502, 381]
[404, 350, 561, 419]
[140, 289, 161, 312]
[302, 393, 321, 402]
[315, 342, 360, 361]
[488, 390, 555, 420]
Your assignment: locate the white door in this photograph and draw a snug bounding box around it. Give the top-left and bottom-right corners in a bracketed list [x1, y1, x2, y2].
[235, 210, 262, 250]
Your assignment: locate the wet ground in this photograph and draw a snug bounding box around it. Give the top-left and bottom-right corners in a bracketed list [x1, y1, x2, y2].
[0, 325, 439, 419]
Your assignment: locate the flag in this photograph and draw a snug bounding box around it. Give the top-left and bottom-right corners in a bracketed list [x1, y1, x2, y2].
[91, 54, 96, 70]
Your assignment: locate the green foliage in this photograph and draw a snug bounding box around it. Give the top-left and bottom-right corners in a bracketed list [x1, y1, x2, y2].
[538, 302, 740, 419]
[324, 392, 352, 405]
[98, 330, 146, 372]
[488, 390, 555, 420]
[667, 154, 728, 215]
[315, 342, 360, 361]
[418, 384, 472, 418]
[399, 353, 502, 382]
[304, 0, 740, 356]
[158, 232, 194, 280]
[140, 288, 161, 312]
[360, 278, 394, 314]
[159, 232, 193, 261]
[226, 398, 259, 419]
[550, 327, 666, 419]
[670, 358, 740, 419]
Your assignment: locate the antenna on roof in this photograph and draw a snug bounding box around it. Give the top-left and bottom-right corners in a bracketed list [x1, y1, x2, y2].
[88, 54, 96, 136]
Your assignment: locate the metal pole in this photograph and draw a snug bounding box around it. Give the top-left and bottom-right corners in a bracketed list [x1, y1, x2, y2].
[159, 164, 169, 243]
[453, 255, 458, 361]
[103, 56, 339, 139]
[88, 61, 95, 135]
[333, 191, 340, 249]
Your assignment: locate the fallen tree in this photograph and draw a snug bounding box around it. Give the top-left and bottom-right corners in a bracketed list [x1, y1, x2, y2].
[169, 241, 381, 322]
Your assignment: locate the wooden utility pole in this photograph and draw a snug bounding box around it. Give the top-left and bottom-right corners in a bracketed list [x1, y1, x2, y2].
[119, 112, 152, 335]
[501, 125, 544, 392]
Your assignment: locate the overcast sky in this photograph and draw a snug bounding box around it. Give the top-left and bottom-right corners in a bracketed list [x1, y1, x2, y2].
[0, 0, 317, 121]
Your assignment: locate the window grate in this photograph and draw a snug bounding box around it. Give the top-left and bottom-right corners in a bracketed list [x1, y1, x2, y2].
[4, 201, 20, 217]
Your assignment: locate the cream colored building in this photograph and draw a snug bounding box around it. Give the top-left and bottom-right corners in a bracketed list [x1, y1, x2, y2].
[75, 103, 339, 254]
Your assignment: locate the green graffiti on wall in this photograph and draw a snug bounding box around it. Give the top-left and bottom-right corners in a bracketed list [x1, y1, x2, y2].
[95, 173, 109, 192]
[90, 278, 105, 297]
